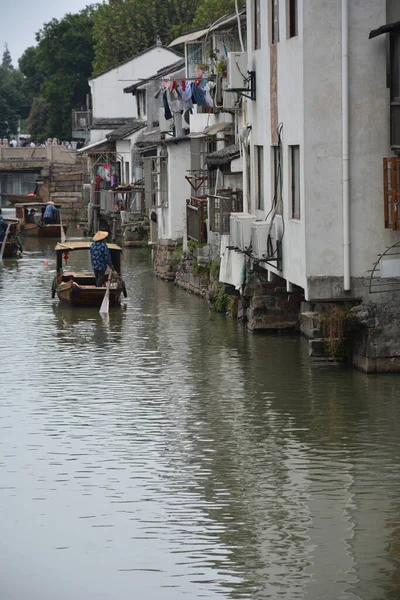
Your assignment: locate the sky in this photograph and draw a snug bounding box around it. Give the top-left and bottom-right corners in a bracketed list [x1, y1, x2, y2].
[0, 0, 92, 65]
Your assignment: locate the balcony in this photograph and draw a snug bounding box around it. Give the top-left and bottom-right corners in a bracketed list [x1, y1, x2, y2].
[186, 196, 207, 243]
[384, 157, 400, 229]
[72, 110, 92, 140]
[208, 189, 243, 234]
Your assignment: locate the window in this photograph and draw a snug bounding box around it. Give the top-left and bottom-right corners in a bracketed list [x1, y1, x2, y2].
[290, 145, 300, 219]
[270, 0, 279, 45]
[186, 43, 203, 78]
[125, 162, 129, 185]
[272, 145, 282, 215]
[288, 0, 298, 38]
[254, 0, 261, 50]
[390, 34, 400, 147]
[137, 90, 147, 119]
[255, 145, 264, 210]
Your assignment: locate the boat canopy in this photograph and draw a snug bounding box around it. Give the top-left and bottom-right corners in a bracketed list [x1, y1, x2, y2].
[55, 241, 122, 252]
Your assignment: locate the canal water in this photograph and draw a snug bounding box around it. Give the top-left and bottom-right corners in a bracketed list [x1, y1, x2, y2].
[1, 214, 400, 600]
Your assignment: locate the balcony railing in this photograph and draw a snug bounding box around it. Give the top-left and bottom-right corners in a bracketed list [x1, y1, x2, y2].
[186, 196, 207, 243]
[208, 189, 243, 234]
[72, 110, 92, 132]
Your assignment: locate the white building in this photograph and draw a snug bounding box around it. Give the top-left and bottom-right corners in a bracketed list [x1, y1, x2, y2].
[87, 44, 183, 146]
[224, 0, 400, 302]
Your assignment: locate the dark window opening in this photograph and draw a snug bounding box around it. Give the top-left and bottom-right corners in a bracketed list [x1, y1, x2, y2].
[289, 0, 298, 38]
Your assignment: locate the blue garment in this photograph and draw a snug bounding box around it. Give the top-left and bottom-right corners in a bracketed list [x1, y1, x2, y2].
[90, 241, 112, 272]
[0, 216, 6, 242]
[43, 204, 59, 220]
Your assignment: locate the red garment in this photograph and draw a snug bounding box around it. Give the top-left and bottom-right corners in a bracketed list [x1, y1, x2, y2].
[95, 175, 102, 191]
[181, 79, 186, 91]
[171, 79, 177, 91]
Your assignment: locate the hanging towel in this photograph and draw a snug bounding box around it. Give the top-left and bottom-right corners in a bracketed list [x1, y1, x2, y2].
[163, 91, 172, 120]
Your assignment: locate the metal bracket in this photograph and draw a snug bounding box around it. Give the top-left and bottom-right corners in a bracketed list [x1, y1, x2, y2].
[225, 71, 256, 101]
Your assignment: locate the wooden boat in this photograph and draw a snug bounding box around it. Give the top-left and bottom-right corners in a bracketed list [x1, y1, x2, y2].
[15, 202, 68, 238]
[53, 241, 127, 307]
[2, 218, 23, 258]
[0, 193, 40, 205]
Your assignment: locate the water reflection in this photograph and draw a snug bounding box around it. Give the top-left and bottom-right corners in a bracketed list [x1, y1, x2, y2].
[1, 245, 400, 599]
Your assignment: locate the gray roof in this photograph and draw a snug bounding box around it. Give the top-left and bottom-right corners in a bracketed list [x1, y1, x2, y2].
[106, 120, 146, 141]
[124, 59, 185, 94]
[91, 118, 132, 130]
[89, 45, 183, 80]
[205, 143, 240, 170]
[135, 129, 164, 149]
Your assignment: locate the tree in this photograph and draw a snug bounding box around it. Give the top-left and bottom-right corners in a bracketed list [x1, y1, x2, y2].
[0, 65, 30, 137]
[26, 96, 50, 143]
[2, 43, 13, 70]
[21, 7, 96, 139]
[92, 0, 199, 74]
[191, 1, 240, 28]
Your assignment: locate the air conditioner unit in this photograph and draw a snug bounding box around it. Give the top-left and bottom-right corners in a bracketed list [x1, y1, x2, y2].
[251, 221, 278, 260]
[159, 107, 173, 133]
[227, 52, 248, 90]
[236, 215, 256, 250]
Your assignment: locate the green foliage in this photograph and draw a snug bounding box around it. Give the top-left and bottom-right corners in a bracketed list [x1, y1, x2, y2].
[92, 0, 199, 74]
[26, 96, 49, 142]
[0, 65, 30, 137]
[19, 7, 95, 140]
[135, 224, 148, 240]
[170, 244, 183, 266]
[2, 43, 13, 70]
[322, 306, 354, 360]
[213, 288, 229, 312]
[191, 0, 238, 27]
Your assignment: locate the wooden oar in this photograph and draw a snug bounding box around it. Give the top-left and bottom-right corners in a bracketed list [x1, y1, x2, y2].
[60, 213, 66, 244]
[99, 269, 113, 314]
[0, 223, 12, 261]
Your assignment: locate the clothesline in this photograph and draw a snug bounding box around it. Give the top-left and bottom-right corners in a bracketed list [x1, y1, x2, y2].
[118, 75, 217, 82]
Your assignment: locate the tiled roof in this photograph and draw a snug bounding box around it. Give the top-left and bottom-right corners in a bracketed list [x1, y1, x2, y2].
[106, 120, 146, 141]
[89, 45, 183, 80]
[124, 59, 185, 94]
[205, 143, 240, 169]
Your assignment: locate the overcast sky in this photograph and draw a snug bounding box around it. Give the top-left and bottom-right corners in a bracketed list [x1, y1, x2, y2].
[0, 0, 93, 65]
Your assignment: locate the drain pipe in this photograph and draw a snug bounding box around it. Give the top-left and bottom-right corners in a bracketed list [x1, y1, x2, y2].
[342, 0, 350, 290]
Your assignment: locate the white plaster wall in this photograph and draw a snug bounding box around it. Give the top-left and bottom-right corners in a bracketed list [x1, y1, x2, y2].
[164, 141, 191, 240]
[304, 0, 396, 285]
[90, 48, 181, 120]
[244, 0, 396, 299]
[89, 129, 112, 144]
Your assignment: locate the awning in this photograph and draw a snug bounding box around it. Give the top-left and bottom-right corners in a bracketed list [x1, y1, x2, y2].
[169, 28, 209, 48]
[203, 122, 233, 135]
[77, 138, 110, 153]
[369, 21, 400, 39]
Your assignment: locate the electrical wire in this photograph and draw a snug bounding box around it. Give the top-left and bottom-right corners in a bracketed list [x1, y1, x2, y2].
[264, 123, 285, 258]
[235, 0, 245, 53]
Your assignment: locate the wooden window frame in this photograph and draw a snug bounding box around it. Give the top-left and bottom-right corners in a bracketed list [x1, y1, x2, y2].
[272, 145, 283, 215]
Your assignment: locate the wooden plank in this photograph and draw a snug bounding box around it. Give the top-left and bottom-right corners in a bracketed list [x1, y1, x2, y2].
[391, 157, 397, 229]
[384, 157, 390, 228]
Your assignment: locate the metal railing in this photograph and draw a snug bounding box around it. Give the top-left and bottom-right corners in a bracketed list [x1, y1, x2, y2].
[186, 196, 207, 243]
[208, 189, 243, 234]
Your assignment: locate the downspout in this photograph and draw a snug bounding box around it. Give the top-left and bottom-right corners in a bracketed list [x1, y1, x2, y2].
[241, 127, 250, 214]
[342, 0, 351, 290]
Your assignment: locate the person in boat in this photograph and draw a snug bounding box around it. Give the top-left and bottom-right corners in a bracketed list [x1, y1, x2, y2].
[90, 231, 114, 287]
[43, 201, 60, 224]
[26, 208, 37, 224]
[0, 209, 6, 242]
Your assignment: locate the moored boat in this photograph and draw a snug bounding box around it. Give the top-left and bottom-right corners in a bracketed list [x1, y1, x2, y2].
[2, 218, 23, 258]
[15, 202, 68, 238]
[53, 241, 127, 307]
[0, 193, 40, 205]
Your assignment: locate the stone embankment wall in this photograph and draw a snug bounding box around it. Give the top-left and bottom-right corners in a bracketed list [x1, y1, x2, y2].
[41, 157, 85, 221]
[153, 242, 400, 373]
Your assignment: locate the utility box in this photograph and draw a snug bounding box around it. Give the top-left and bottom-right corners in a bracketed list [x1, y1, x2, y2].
[227, 52, 248, 90]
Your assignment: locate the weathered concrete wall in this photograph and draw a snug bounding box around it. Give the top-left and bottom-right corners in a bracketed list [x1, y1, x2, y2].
[153, 239, 181, 281]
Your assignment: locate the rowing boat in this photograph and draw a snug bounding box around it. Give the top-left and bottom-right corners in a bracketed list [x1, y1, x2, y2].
[2, 218, 23, 258]
[15, 202, 68, 238]
[52, 241, 127, 307]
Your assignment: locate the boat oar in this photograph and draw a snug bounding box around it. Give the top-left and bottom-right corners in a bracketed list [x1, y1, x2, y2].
[60, 213, 66, 244]
[99, 269, 113, 314]
[0, 223, 12, 261]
